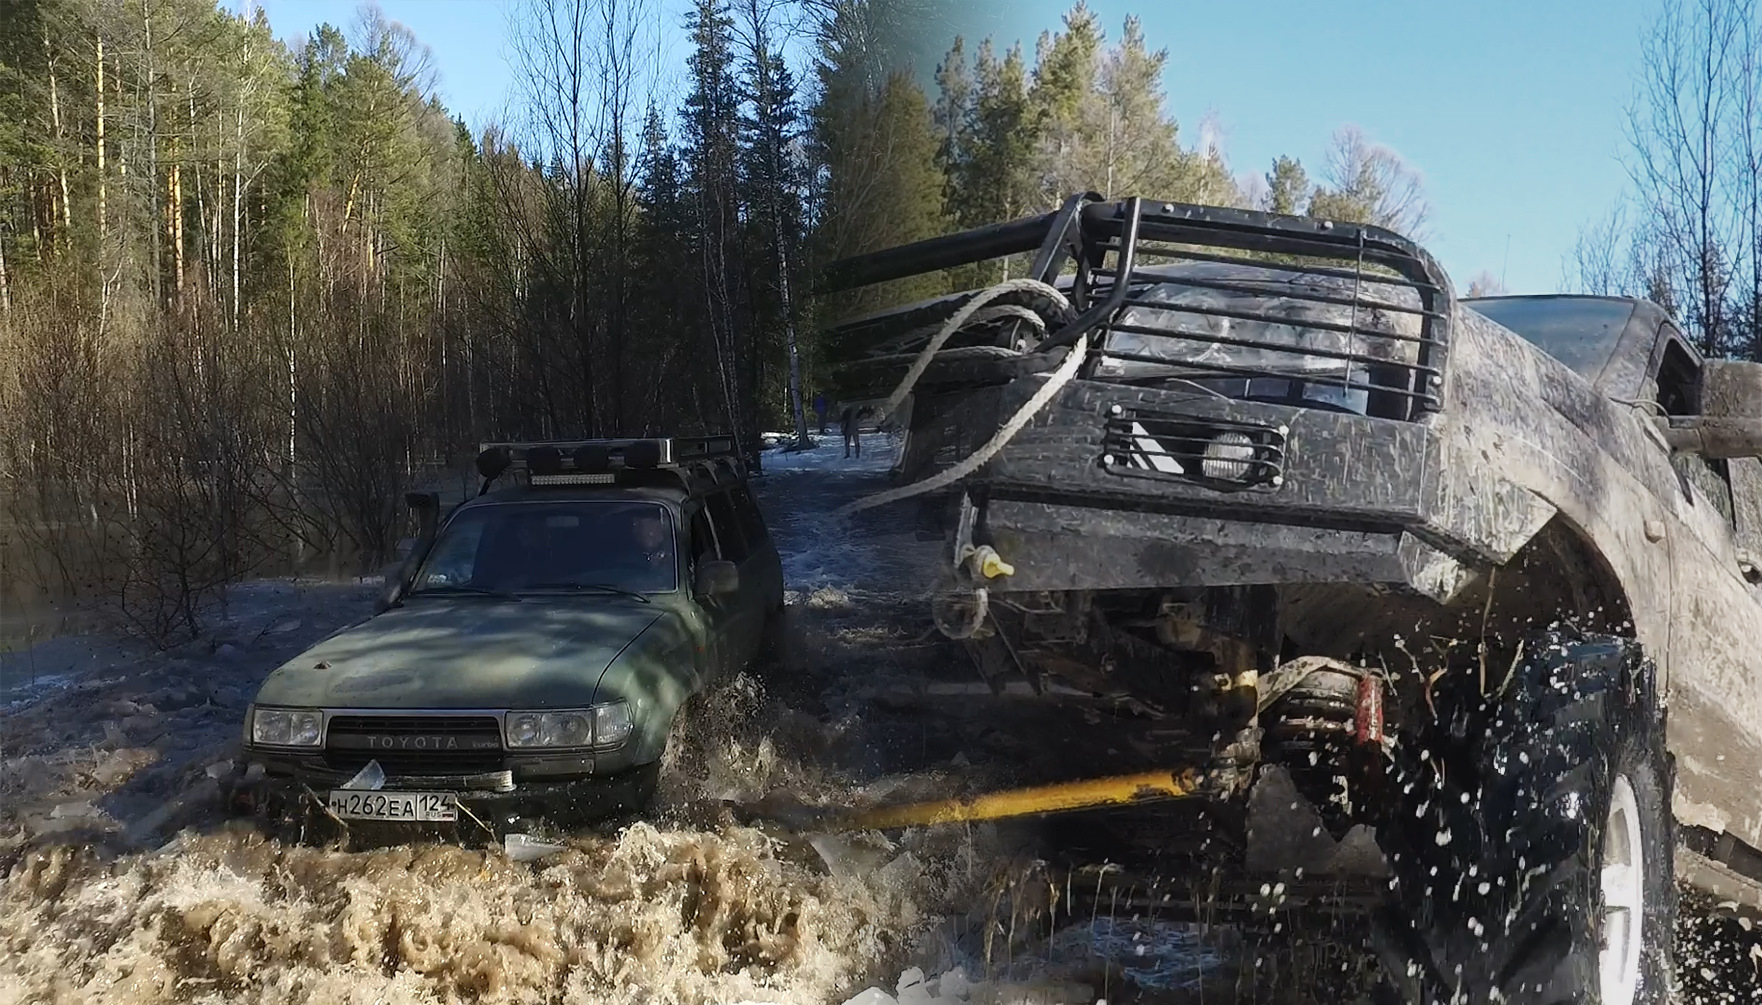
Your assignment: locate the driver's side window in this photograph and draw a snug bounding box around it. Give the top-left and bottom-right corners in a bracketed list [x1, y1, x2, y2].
[689, 508, 719, 571]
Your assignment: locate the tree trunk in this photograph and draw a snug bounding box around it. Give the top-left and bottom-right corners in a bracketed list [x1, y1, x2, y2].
[170, 161, 184, 299]
[0, 232, 11, 322]
[46, 26, 72, 251]
[139, 2, 163, 304]
[233, 102, 244, 330]
[96, 34, 106, 245]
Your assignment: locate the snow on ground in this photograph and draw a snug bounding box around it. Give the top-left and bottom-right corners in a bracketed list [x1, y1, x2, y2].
[761, 431, 898, 475]
[758, 433, 938, 600]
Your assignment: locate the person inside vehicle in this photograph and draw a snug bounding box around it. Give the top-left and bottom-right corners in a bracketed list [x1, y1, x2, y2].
[607, 505, 676, 591]
[471, 512, 560, 590]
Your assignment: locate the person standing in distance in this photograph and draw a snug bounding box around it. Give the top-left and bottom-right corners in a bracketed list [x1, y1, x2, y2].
[841, 405, 862, 459]
[813, 391, 829, 435]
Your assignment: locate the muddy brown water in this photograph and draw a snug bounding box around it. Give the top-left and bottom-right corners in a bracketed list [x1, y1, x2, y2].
[3, 442, 1760, 1003]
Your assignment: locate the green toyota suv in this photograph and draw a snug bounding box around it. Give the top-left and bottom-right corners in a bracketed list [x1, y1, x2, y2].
[235, 435, 785, 832]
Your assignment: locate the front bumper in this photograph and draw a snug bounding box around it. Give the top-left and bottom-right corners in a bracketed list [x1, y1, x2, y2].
[236, 747, 657, 827]
[915, 376, 1480, 601]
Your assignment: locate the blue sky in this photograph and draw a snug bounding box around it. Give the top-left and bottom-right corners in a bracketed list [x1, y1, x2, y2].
[256, 0, 529, 129]
[986, 0, 1659, 296]
[252, 0, 1661, 296]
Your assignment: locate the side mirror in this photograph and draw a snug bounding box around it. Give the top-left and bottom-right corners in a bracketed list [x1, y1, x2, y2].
[694, 560, 740, 597]
[1701, 359, 1762, 418]
[1658, 359, 1762, 459]
[407, 492, 440, 544]
[1656, 417, 1762, 459]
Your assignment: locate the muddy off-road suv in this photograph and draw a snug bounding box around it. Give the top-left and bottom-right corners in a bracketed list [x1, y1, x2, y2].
[235, 435, 785, 832]
[821, 194, 1762, 1004]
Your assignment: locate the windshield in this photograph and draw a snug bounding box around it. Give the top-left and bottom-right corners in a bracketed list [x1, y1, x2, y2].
[1465, 296, 1637, 379]
[410, 499, 677, 596]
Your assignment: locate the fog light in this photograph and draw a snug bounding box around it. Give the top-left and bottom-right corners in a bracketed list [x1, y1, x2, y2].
[1201, 431, 1257, 481]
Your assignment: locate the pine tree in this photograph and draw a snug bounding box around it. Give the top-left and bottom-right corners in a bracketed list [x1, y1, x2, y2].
[818, 70, 950, 358]
[1027, 2, 1102, 207]
[960, 39, 1036, 235]
[739, 22, 808, 443]
[932, 36, 971, 193]
[681, 0, 752, 453]
[1265, 155, 1310, 216]
[632, 106, 713, 430]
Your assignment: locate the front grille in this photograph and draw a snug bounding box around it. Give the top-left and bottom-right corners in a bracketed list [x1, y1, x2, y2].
[324, 714, 506, 776]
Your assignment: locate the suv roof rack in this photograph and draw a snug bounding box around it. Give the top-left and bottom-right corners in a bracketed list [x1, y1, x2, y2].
[474, 435, 742, 492]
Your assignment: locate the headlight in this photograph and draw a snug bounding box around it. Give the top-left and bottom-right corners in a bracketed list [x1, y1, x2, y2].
[1201, 431, 1257, 481]
[504, 701, 631, 749]
[592, 702, 634, 747]
[251, 707, 323, 747]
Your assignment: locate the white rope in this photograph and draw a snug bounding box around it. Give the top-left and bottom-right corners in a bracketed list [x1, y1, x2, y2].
[869, 278, 1072, 428]
[932, 584, 990, 640]
[840, 333, 1089, 516]
[871, 305, 1044, 357]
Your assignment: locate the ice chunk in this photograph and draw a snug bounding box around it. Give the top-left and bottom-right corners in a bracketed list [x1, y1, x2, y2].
[934, 968, 971, 999]
[340, 759, 385, 791]
[204, 759, 235, 780]
[897, 967, 931, 1002]
[841, 989, 897, 1005]
[503, 833, 567, 862]
[810, 832, 896, 878]
[876, 850, 922, 889]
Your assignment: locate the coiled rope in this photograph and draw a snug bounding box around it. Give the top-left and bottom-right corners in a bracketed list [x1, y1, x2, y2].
[841, 278, 1081, 517]
[866, 278, 1073, 429]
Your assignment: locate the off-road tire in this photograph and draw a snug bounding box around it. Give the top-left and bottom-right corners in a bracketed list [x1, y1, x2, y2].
[1372, 629, 1675, 1005]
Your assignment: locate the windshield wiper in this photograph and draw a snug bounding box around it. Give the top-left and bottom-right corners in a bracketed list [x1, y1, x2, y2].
[524, 581, 652, 603]
[406, 584, 523, 601]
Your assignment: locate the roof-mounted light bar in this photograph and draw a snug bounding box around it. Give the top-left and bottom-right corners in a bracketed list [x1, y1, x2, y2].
[474, 436, 741, 491]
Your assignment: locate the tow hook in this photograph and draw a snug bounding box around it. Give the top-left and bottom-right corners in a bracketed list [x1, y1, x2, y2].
[967, 545, 1014, 579]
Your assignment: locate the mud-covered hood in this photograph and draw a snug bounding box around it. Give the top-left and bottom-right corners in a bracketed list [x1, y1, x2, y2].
[253, 598, 664, 708]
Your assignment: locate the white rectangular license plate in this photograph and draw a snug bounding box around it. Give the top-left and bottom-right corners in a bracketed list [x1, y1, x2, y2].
[326, 789, 458, 822]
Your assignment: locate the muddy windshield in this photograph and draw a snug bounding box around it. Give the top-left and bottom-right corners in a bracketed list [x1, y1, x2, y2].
[411, 499, 677, 595]
[1465, 296, 1638, 379]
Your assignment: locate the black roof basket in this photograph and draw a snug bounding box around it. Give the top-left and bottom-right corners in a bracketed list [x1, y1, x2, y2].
[474, 435, 743, 494]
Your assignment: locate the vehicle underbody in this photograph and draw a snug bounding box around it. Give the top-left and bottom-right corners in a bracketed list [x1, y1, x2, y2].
[816, 193, 1762, 1001]
[821, 194, 1612, 825]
